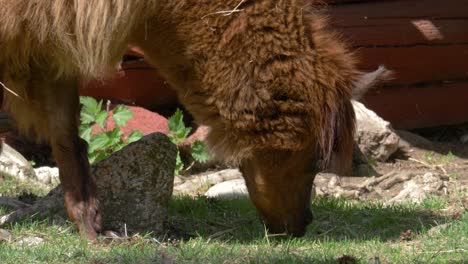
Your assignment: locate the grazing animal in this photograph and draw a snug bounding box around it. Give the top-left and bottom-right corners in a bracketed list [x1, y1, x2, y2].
[0, 0, 372, 238]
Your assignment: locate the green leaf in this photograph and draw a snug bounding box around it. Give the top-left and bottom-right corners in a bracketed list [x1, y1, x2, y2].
[168, 109, 184, 132]
[80, 110, 95, 125]
[80, 96, 100, 113]
[88, 133, 111, 153]
[168, 108, 191, 143]
[113, 143, 126, 152]
[80, 97, 104, 125]
[191, 140, 211, 163]
[95, 110, 108, 129]
[88, 152, 97, 164]
[178, 127, 191, 140]
[79, 125, 93, 143]
[89, 150, 109, 164]
[127, 130, 144, 144]
[112, 105, 133, 127]
[168, 135, 179, 145]
[174, 151, 184, 176]
[106, 128, 124, 148]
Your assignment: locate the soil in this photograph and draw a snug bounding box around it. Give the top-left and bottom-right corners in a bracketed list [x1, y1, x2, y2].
[373, 124, 468, 186]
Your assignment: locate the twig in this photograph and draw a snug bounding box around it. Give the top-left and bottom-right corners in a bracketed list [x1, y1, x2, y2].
[208, 227, 238, 239]
[104, 99, 111, 131]
[182, 161, 196, 173]
[202, 0, 246, 19]
[0, 190, 64, 226]
[0, 81, 23, 101]
[421, 248, 467, 255]
[0, 197, 30, 210]
[408, 158, 449, 176]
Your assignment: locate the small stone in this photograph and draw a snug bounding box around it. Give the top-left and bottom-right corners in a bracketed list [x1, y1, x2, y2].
[34, 166, 59, 185]
[0, 228, 12, 242]
[205, 179, 248, 199]
[0, 142, 36, 181]
[461, 133, 468, 144]
[174, 169, 243, 195]
[17, 236, 44, 247]
[173, 176, 184, 186]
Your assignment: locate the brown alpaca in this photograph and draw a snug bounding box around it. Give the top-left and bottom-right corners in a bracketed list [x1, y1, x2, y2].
[1, 0, 364, 238]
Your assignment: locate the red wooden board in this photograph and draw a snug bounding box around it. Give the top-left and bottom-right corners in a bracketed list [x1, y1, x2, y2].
[363, 82, 468, 129]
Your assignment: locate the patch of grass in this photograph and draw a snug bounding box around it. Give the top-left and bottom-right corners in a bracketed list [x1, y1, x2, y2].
[424, 151, 436, 164]
[439, 151, 455, 164]
[0, 221, 160, 263]
[0, 173, 55, 198]
[1, 195, 466, 263]
[0, 205, 9, 216]
[423, 151, 456, 166]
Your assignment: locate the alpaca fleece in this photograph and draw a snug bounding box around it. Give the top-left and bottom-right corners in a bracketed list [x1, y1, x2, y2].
[0, 0, 359, 238]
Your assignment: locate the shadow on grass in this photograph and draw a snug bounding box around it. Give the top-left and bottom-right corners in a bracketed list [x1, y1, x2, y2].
[167, 195, 448, 243]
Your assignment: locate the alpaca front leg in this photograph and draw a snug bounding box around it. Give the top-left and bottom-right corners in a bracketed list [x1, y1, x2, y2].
[44, 78, 102, 240]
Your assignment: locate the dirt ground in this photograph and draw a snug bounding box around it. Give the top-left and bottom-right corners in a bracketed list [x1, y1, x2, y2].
[374, 123, 468, 186]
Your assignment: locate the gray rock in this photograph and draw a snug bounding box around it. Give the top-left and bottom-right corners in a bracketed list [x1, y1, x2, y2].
[17, 236, 44, 247]
[0, 142, 36, 181]
[34, 166, 59, 185]
[0, 228, 12, 242]
[173, 175, 184, 186]
[0, 187, 66, 226]
[353, 101, 400, 161]
[93, 133, 177, 235]
[204, 179, 248, 199]
[461, 133, 468, 144]
[0, 197, 30, 210]
[313, 170, 449, 203]
[395, 130, 434, 153]
[386, 172, 447, 204]
[174, 169, 242, 195]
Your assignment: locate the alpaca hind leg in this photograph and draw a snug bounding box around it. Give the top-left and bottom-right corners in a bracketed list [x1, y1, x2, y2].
[44, 78, 101, 240]
[2, 74, 101, 240]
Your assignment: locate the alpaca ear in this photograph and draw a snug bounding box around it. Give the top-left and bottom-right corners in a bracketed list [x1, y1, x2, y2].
[352, 65, 393, 100]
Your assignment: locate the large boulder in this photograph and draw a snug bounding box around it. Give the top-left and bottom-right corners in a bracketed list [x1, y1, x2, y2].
[93, 132, 177, 234]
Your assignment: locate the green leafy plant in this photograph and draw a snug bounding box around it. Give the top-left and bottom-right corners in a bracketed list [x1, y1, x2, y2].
[79, 96, 143, 164]
[424, 152, 435, 164]
[168, 108, 211, 175]
[439, 151, 455, 164]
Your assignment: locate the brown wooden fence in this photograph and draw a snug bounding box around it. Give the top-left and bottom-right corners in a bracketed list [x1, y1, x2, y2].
[320, 0, 468, 129]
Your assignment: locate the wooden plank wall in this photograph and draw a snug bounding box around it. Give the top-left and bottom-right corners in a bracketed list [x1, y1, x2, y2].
[315, 0, 468, 129]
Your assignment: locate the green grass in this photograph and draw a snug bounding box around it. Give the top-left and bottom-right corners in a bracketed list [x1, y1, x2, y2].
[0, 172, 56, 198]
[0, 194, 466, 264]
